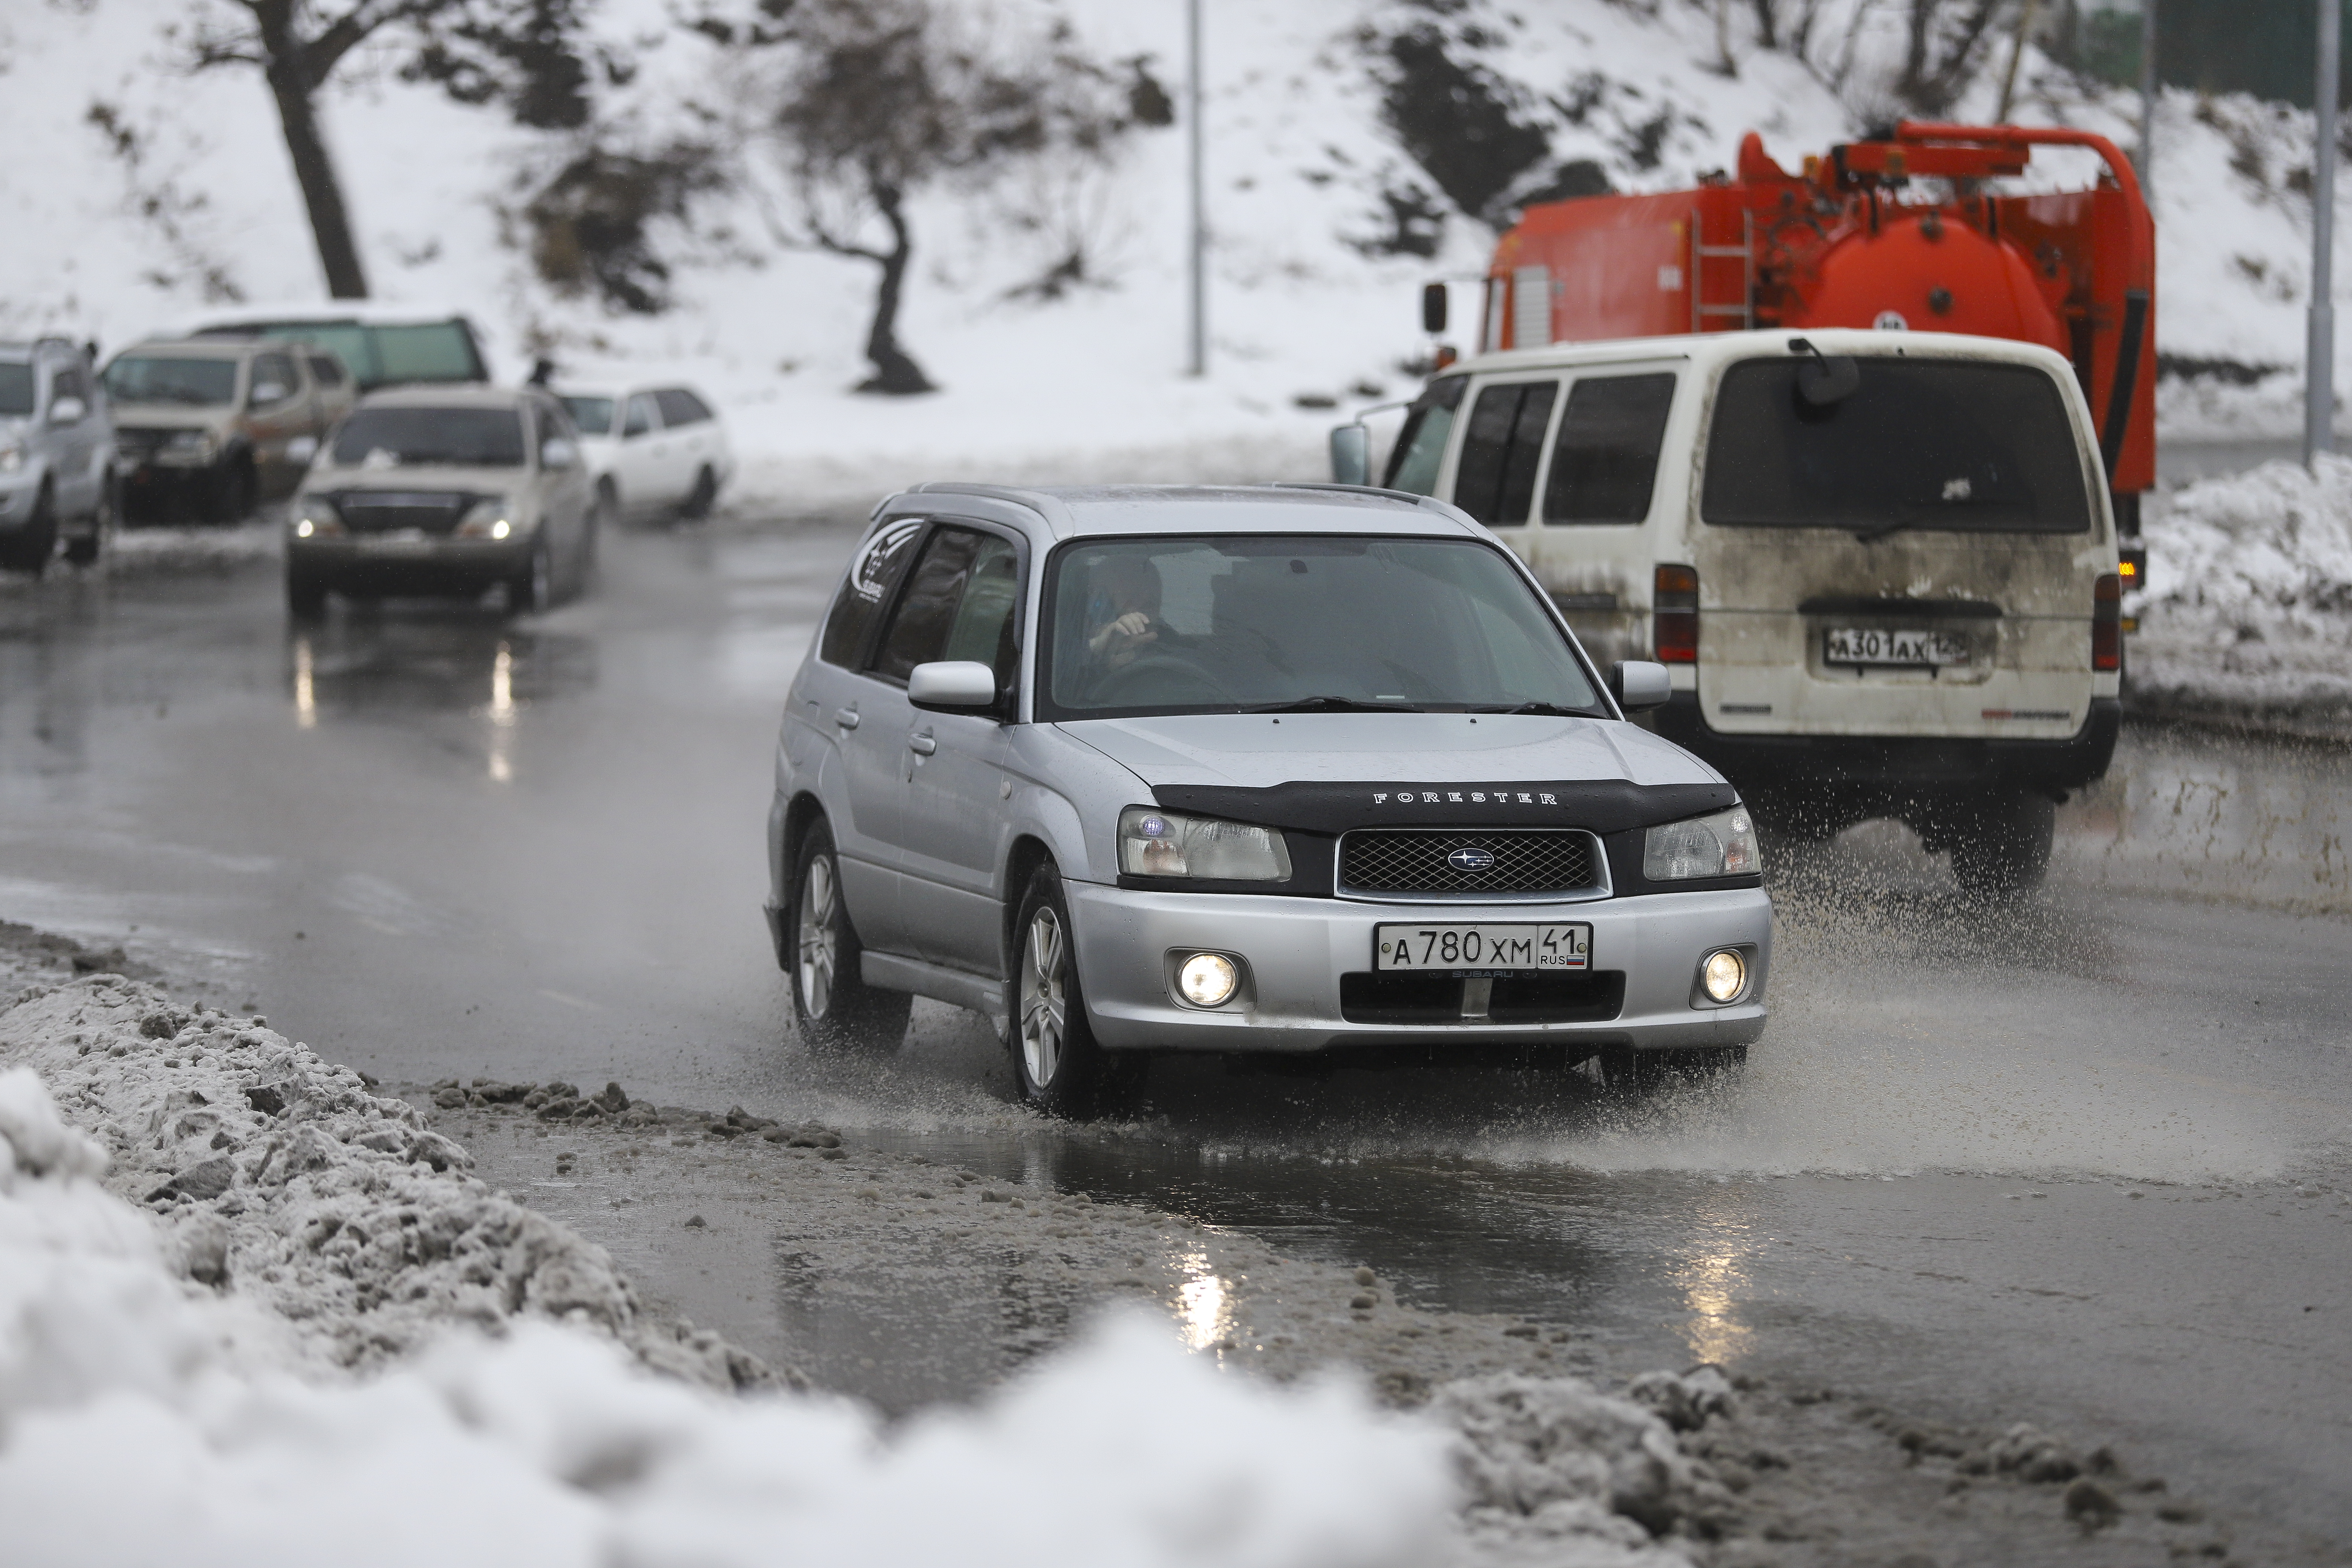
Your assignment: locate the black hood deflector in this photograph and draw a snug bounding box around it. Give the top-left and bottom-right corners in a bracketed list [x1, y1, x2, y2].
[1150, 779, 1738, 836]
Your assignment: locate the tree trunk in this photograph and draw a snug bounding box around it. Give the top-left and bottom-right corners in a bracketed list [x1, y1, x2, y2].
[260, 42, 368, 298]
[856, 182, 935, 395]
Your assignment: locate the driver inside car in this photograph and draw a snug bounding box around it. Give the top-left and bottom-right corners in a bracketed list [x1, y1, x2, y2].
[1082, 553, 1162, 671]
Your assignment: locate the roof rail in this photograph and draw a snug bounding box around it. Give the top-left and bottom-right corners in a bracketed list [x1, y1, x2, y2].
[1267, 482, 1471, 521]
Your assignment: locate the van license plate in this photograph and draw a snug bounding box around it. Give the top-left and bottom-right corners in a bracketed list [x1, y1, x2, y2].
[1825, 626, 1969, 666]
[1377, 923, 1590, 972]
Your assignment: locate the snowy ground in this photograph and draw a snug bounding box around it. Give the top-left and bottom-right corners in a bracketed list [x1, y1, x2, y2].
[0, 927, 2242, 1566]
[2135, 456, 2352, 731]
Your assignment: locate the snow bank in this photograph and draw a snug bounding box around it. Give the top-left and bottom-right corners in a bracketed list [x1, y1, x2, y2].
[2134, 455, 2352, 726]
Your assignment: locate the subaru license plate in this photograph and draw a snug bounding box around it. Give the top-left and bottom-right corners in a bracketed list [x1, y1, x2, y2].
[1824, 626, 1969, 666]
[1376, 923, 1590, 972]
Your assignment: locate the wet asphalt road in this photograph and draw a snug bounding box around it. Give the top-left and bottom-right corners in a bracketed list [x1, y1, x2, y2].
[3, 517, 2350, 1559]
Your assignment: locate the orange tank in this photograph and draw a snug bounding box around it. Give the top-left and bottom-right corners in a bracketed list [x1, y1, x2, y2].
[1482, 122, 2156, 511]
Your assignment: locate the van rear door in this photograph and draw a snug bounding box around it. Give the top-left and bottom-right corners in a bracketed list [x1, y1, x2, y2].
[1690, 352, 2111, 743]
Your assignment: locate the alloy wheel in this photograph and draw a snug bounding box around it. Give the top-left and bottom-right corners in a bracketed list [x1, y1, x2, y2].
[796, 853, 838, 1021]
[1018, 905, 1067, 1089]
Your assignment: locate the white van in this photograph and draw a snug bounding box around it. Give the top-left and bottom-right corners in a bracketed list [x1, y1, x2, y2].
[1340, 328, 2122, 890]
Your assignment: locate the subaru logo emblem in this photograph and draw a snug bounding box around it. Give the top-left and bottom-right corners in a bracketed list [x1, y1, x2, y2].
[1447, 846, 1496, 873]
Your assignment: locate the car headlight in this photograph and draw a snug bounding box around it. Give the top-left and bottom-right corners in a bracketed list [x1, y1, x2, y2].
[159, 429, 219, 464]
[455, 496, 518, 539]
[1643, 806, 1760, 881]
[0, 442, 22, 473]
[291, 496, 344, 538]
[1118, 807, 1292, 881]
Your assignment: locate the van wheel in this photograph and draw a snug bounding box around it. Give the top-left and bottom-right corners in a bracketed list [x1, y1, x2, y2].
[790, 822, 910, 1052]
[1009, 863, 1141, 1116]
[1941, 792, 2055, 894]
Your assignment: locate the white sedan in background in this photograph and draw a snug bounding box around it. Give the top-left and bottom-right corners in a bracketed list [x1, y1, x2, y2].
[556, 383, 734, 524]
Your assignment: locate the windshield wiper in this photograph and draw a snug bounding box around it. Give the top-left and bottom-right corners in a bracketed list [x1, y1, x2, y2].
[1241, 695, 1424, 714]
[1468, 701, 1592, 717]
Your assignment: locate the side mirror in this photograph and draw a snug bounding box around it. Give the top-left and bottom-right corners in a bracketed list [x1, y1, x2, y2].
[1610, 659, 1673, 713]
[48, 395, 86, 426]
[1795, 354, 1859, 407]
[541, 437, 579, 470]
[908, 660, 1000, 713]
[251, 381, 289, 407]
[286, 435, 319, 466]
[1421, 281, 1449, 335]
[1329, 422, 1371, 486]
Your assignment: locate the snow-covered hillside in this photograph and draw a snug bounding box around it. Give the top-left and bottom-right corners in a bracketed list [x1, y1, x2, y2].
[0, 0, 2346, 502]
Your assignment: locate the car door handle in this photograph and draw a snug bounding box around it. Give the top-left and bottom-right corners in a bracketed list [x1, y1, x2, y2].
[833, 709, 861, 729]
[908, 734, 937, 756]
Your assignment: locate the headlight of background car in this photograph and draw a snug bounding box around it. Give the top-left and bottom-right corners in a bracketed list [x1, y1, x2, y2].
[1118, 807, 1292, 881]
[159, 429, 218, 465]
[1643, 806, 1760, 881]
[291, 495, 344, 538]
[455, 496, 517, 539]
[0, 442, 22, 473]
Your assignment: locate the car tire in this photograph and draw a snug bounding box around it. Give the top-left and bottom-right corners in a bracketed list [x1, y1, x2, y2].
[1009, 862, 1141, 1117]
[1941, 792, 2055, 894]
[286, 567, 329, 622]
[1, 483, 57, 576]
[679, 465, 717, 521]
[62, 471, 111, 567]
[508, 536, 552, 616]
[204, 459, 256, 527]
[789, 821, 910, 1053]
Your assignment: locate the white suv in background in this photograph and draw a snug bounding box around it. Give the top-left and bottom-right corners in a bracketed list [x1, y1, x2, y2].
[0, 337, 113, 573]
[557, 383, 734, 524]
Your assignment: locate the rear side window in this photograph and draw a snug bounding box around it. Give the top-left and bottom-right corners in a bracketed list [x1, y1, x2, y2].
[251, 352, 298, 403]
[1453, 380, 1557, 527]
[308, 355, 346, 387]
[1544, 373, 1675, 524]
[622, 394, 657, 437]
[1702, 358, 2093, 534]
[653, 388, 713, 426]
[1382, 373, 1466, 495]
[819, 519, 924, 668]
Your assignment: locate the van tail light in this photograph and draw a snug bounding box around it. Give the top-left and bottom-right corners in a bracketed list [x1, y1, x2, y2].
[2092, 572, 2122, 672]
[1654, 564, 1699, 663]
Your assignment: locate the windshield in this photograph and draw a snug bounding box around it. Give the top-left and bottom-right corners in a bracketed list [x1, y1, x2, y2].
[560, 396, 614, 436]
[104, 355, 239, 407]
[0, 362, 32, 417]
[330, 407, 525, 468]
[1701, 357, 2093, 534]
[1040, 534, 1605, 720]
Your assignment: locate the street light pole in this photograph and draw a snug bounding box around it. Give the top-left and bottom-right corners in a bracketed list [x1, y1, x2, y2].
[1185, 0, 1206, 378]
[2136, 0, 2157, 186]
[2310, 0, 2340, 466]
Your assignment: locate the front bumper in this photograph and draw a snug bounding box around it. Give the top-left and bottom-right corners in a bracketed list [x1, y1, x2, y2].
[289, 534, 531, 593]
[1063, 881, 1771, 1056]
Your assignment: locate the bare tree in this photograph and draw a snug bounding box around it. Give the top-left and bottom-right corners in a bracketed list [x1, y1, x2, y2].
[188, 0, 596, 299]
[1894, 0, 2010, 116]
[737, 0, 1146, 394]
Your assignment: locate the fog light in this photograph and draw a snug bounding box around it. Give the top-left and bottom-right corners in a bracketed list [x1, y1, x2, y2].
[1178, 952, 1239, 1007]
[1701, 949, 1747, 1004]
[491, 519, 510, 540]
[294, 519, 312, 538]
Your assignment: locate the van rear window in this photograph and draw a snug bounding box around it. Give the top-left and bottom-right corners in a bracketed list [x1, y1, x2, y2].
[1701, 358, 2092, 535]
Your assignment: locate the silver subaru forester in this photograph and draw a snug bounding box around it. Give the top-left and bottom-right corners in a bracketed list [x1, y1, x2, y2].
[766, 484, 1770, 1112]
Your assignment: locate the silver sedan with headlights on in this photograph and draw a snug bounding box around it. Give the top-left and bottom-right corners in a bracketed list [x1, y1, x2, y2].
[285, 384, 596, 620]
[766, 483, 1771, 1114]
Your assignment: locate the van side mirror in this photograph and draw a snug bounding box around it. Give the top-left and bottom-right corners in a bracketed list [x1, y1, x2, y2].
[1421, 281, 1449, 335]
[1610, 660, 1672, 713]
[48, 396, 86, 426]
[1329, 423, 1371, 486]
[908, 660, 1001, 713]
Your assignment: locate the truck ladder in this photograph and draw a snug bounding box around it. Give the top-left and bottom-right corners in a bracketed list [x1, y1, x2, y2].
[1690, 209, 1755, 333]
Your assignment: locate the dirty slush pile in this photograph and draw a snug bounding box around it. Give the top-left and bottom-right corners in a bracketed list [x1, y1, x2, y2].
[2, 958, 2241, 1566]
[0, 973, 773, 1390]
